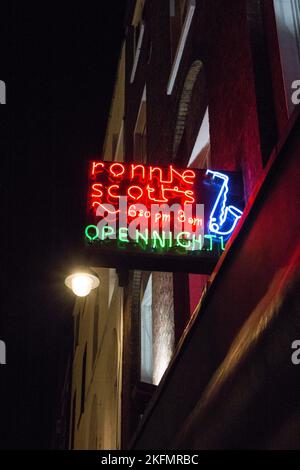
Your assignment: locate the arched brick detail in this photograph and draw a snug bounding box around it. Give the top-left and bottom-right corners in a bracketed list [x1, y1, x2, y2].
[172, 60, 204, 159]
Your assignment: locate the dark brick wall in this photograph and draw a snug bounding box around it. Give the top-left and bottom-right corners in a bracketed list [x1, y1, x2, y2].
[133, 109, 300, 451]
[122, 0, 292, 447]
[207, 0, 263, 196]
[124, 0, 282, 197]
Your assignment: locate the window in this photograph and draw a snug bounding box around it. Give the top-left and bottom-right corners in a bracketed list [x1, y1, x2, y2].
[134, 20, 144, 54]
[80, 345, 87, 416]
[140, 274, 153, 384]
[134, 87, 147, 163]
[188, 107, 210, 169]
[130, 20, 145, 83]
[140, 272, 175, 386]
[167, 0, 196, 95]
[273, 0, 300, 115]
[170, 0, 188, 62]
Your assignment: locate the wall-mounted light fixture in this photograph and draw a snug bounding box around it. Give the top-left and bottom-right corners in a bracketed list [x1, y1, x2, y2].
[65, 269, 100, 297]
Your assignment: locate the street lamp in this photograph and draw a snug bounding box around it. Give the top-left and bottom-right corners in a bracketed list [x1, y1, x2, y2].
[65, 269, 100, 297]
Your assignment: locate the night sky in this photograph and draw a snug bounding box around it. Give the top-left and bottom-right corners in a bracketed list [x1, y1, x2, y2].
[0, 2, 127, 448]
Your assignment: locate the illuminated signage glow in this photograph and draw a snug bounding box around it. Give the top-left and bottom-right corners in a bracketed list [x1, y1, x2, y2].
[85, 161, 244, 272]
[206, 170, 243, 236]
[85, 225, 226, 252]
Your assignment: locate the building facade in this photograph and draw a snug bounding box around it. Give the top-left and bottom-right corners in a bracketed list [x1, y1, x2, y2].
[68, 46, 126, 450]
[68, 0, 300, 449]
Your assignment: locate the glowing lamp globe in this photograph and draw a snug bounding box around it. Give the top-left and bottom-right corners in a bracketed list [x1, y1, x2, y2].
[65, 271, 99, 297]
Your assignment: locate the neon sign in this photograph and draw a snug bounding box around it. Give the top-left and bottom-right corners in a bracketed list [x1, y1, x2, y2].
[89, 162, 197, 209]
[85, 225, 226, 252]
[206, 170, 243, 237]
[85, 161, 244, 272]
